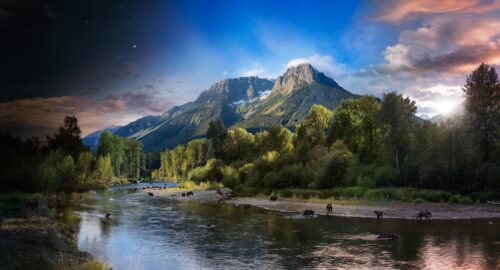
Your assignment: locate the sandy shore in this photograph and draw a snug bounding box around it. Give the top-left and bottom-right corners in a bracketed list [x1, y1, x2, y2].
[142, 187, 232, 202]
[229, 197, 500, 220]
[141, 187, 500, 220]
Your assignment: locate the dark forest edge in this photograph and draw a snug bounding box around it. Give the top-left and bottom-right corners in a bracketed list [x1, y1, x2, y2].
[0, 63, 499, 204]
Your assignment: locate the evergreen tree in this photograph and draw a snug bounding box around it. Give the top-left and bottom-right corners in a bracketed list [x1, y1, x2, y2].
[463, 63, 500, 163]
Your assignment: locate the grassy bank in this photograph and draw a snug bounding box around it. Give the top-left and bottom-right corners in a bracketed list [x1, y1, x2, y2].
[0, 193, 109, 270]
[233, 186, 500, 205]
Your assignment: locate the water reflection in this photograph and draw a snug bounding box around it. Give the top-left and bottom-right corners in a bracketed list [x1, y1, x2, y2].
[73, 186, 500, 270]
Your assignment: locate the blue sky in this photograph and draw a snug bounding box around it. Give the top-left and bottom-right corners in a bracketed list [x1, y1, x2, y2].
[1, 0, 499, 136]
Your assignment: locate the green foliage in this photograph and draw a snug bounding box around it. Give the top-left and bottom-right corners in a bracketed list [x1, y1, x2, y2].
[296, 104, 333, 148]
[469, 191, 500, 203]
[187, 159, 224, 183]
[95, 154, 114, 183]
[336, 186, 369, 198]
[153, 138, 209, 180]
[223, 127, 255, 161]
[329, 96, 381, 163]
[255, 125, 295, 154]
[378, 92, 417, 172]
[77, 152, 94, 182]
[207, 120, 227, 159]
[47, 116, 89, 159]
[220, 165, 240, 188]
[463, 63, 500, 163]
[449, 194, 474, 204]
[317, 140, 356, 188]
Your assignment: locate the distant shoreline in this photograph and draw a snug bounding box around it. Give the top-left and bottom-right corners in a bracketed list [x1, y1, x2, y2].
[142, 187, 500, 220]
[228, 197, 500, 220]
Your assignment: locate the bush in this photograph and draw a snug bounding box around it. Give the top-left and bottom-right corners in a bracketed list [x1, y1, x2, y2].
[278, 189, 293, 198]
[337, 186, 369, 198]
[449, 194, 474, 204]
[220, 165, 239, 188]
[179, 180, 198, 189]
[419, 190, 451, 202]
[470, 191, 500, 203]
[188, 159, 224, 183]
[199, 181, 224, 190]
[412, 198, 426, 203]
[364, 188, 395, 200]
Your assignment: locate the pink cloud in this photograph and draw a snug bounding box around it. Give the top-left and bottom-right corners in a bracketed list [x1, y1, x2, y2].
[0, 89, 174, 138]
[375, 0, 500, 22]
[365, 2, 500, 76]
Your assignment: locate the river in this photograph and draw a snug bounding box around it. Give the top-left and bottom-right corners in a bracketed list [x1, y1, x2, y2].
[70, 183, 500, 269]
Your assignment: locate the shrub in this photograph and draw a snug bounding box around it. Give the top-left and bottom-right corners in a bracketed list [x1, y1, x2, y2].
[419, 190, 451, 202]
[364, 188, 395, 200]
[337, 186, 369, 198]
[188, 159, 224, 183]
[279, 189, 293, 198]
[199, 181, 224, 190]
[449, 194, 474, 204]
[412, 198, 426, 203]
[179, 180, 198, 189]
[220, 165, 239, 188]
[470, 191, 500, 203]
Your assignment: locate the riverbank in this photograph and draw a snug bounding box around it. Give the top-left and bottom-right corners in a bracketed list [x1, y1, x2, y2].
[140, 186, 500, 219]
[142, 186, 232, 201]
[228, 197, 500, 220]
[0, 194, 108, 270]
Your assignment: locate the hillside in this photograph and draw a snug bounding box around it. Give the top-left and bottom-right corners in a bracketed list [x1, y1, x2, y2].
[84, 64, 360, 151]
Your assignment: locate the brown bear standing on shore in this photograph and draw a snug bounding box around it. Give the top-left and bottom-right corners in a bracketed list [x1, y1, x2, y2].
[374, 210, 383, 220]
[269, 195, 277, 202]
[326, 203, 333, 213]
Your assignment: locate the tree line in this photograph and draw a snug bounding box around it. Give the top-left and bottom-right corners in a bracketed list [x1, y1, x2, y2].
[153, 63, 499, 195]
[0, 117, 154, 193]
[1, 63, 498, 197]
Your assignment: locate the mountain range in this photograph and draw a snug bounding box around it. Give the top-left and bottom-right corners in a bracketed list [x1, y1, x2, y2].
[84, 64, 360, 152]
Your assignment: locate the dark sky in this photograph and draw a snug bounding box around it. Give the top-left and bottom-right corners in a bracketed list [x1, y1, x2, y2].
[0, 0, 173, 100]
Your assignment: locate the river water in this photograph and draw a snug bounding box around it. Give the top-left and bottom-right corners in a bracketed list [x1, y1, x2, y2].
[72, 184, 500, 269]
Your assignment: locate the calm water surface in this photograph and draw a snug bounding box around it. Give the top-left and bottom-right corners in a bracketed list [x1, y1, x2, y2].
[72, 184, 500, 270]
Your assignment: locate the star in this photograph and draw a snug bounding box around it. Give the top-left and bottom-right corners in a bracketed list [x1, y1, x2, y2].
[132, 44, 137, 49]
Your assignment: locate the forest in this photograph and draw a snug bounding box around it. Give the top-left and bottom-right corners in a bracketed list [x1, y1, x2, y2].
[0, 116, 147, 192]
[152, 63, 500, 201]
[1, 64, 498, 201]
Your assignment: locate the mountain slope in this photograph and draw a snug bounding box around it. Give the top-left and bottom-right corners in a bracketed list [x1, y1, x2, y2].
[237, 64, 359, 129]
[84, 64, 361, 152]
[134, 77, 274, 151]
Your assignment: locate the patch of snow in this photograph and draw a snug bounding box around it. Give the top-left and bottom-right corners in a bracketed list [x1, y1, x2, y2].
[259, 89, 272, 100]
[231, 100, 247, 106]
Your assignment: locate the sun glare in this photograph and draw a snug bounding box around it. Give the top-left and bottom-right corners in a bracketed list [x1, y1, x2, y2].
[434, 100, 457, 115]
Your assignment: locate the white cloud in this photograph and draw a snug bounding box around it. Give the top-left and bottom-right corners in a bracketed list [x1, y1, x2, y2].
[286, 54, 345, 77]
[222, 70, 228, 77]
[241, 68, 266, 77]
